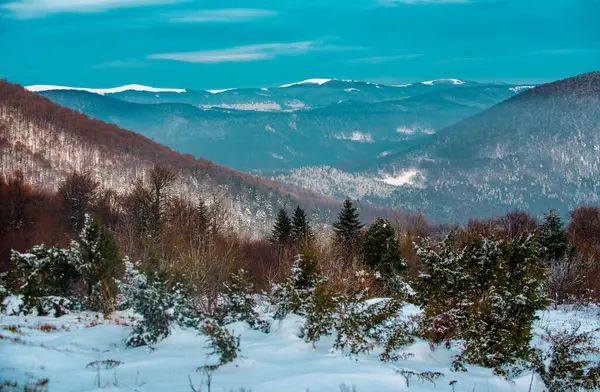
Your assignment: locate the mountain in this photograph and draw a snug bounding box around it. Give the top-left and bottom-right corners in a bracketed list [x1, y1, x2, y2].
[273, 71, 600, 221]
[32, 80, 529, 171]
[0, 80, 394, 234]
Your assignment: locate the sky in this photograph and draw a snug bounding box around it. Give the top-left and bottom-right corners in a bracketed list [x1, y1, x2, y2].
[0, 0, 599, 90]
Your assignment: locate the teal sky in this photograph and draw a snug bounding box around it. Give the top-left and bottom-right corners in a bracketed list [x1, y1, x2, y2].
[0, 0, 599, 90]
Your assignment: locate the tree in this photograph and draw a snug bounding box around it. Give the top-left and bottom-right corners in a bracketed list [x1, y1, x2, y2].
[57, 171, 99, 233]
[363, 217, 405, 277]
[291, 206, 314, 246]
[271, 209, 292, 247]
[333, 198, 364, 253]
[78, 214, 123, 312]
[538, 209, 570, 261]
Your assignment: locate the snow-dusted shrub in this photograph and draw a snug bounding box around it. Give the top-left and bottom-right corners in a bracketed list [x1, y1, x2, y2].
[303, 284, 337, 347]
[271, 249, 326, 319]
[201, 318, 241, 367]
[121, 262, 200, 347]
[532, 325, 600, 391]
[415, 234, 549, 374]
[216, 269, 269, 332]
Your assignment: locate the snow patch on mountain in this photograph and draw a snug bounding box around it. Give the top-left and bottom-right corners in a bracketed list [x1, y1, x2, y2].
[26, 84, 186, 95]
[344, 88, 359, 92]
[334, 131, 374, 143]
[509, 85, 536, 93]
[205, 88, 237, 94]
[202, 102, 282, 111]
[421, 79, 465, 86]
[279, 79, 332, 88]
[379, 169, 419, 186]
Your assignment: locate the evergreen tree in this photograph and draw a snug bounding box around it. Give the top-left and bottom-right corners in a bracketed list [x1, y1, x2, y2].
[78, 214, 123, 312]
[291, 205, 314, 246]
[271, 209, 292, 246]
[362, 217, 405, 277]
[333, 198, 364, 251]
[538, 209, 570, 261]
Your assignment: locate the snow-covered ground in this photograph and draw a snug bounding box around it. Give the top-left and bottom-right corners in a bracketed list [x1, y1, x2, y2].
[1, 305, 599, 392]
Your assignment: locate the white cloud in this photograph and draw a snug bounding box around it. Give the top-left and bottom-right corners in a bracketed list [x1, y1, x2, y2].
[531, 48, 599, 55]
[1, 0, 187, 18]
[351, 54, 423, 64]
[149, 41, 336, 64]
[171, 8, 277, 23]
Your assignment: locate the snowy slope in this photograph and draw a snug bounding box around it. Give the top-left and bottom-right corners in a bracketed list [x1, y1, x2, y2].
[2, 304, 597, 391]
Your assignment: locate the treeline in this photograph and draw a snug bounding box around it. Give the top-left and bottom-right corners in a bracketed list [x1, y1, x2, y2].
[2, 165, 599, 303]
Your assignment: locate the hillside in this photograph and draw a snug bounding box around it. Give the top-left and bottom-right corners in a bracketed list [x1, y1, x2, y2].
[274, 71, 600, 221]
[0, 80, 394, 234]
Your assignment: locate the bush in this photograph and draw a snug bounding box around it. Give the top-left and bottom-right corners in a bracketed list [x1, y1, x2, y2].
[121, 262, 200, 347]
[216, 269, 269, 332]
[532, 326, 600, 391]
[201, 318, 241, 367]
[271, 249, 326, 319]
[415, 234, 548, 373]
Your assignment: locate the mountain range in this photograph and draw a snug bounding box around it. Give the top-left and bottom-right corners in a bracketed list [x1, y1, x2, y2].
[14, 71, 600, 224]
[29, 79, 531, 171]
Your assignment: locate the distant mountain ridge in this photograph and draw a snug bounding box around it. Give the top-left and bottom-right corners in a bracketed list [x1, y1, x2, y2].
[32, 79, 530, 171]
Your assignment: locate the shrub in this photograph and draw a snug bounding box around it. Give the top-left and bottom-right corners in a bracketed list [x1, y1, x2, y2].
[121, 262, 200, 347]
[415, 234, 549, 373]
[532, 326, 600, 391]
[200, 318, 241, 367]
[216, 269, 269, 332]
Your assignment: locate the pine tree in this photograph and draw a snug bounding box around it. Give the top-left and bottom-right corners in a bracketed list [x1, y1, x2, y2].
[291, 205, 314, 246]
[538, 209, 570, 261]
[362, 217, 405, 277]
[271, 209, 292, 246]
[333, 198, 364, 252]
[78, 214, 123, 312]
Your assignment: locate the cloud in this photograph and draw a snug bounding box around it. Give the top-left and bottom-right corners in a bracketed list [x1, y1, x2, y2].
[531, 48, 599, 55]
[170, 8, 277, 23]
[2, 0, 187, 18]
[148, 41, 344, 64]
[351, 54, 423, 64]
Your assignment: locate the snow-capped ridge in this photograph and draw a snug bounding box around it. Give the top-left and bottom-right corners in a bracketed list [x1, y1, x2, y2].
[421, 79, 466, 86]
[25, 84, 186, 95]
[279, 79, 332, 88]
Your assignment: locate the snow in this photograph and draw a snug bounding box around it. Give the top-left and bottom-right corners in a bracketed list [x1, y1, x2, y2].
[334, 132, 374, 143]
[379, 169, 419, 186]
[421, 79, 465, 86]
[279, 79, 332, 88]
[25, 84, 186, 95]
[205, 88, 237, 94]
[2, 305, 597, 392]
[392, 84, 412, 87]
[201, 102, 283, 111]
[509, 85, 536, 93]
[344, 88, 359, 92]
